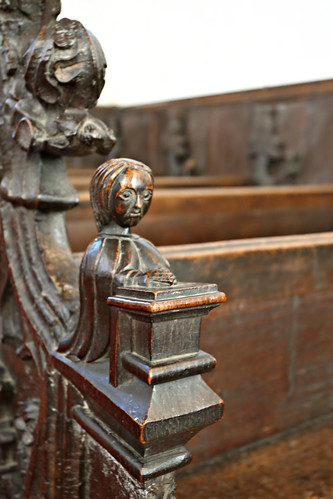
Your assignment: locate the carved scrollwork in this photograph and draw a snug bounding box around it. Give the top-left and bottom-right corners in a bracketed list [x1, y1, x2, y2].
[26, 18, 105, 107]
[14, 399, 39, 472]
[0, 359, 20, 498]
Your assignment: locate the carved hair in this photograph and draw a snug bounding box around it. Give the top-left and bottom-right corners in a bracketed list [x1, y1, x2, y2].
[90, 158, 153, 231]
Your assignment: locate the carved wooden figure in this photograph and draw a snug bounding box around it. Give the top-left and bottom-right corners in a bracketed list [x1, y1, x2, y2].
[60, 159, 177, 363]
[0, 2, 225, 498]
[164, 109, 196, 176]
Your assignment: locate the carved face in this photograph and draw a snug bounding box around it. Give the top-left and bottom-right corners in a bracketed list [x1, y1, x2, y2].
[112, 169, 153, 227]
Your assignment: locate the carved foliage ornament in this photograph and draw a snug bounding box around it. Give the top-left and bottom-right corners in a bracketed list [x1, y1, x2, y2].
[13, 17, 115, 156]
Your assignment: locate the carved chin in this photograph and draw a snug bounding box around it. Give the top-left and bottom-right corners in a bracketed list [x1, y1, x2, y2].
[117, 214, 142, 227]
[127, 216, 141, 227]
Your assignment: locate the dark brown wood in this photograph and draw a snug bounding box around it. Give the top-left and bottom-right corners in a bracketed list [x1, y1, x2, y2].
[66, 226, 333, 470]
[163, 108, 197, 176]
[56, 158, 224, 484]
[66, 183, 333, 251]
[3, 1, 332, 496]
[0, 3, 224, 498]
[63, 162, 333, 469]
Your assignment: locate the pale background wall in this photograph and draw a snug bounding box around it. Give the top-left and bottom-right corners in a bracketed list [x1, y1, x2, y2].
[61, 0, 333, 107]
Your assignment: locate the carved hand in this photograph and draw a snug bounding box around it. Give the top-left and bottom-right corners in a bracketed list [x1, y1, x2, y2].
[145, 269, 177, 285]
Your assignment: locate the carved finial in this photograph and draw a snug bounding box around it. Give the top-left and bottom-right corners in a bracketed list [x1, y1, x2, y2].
[13, 17, 116, 156]
[25, 17, 106, 109]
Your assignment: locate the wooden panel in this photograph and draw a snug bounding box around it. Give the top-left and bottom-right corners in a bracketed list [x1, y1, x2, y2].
[161, 232, 333, 464]
[68, 79, 333, 184]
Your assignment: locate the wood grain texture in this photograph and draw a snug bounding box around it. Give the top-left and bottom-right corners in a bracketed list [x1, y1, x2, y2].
[160, 232, 333, 465]
[66, 184, 333, 251]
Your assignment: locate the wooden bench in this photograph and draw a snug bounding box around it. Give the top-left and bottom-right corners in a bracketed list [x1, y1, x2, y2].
[1, 1, 332, 496]
[162, 232, 333, 465]
[73, 79, 333, 185]
[68, 172, 333, 468]
[69, 228, 333, 468]
[67, 183, 333, 251]
[68, 167, 249, 190]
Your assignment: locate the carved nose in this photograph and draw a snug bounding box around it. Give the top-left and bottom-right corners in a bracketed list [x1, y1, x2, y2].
[135, 196, 142, 209]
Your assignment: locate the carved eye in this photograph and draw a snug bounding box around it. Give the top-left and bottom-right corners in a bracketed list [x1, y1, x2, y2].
[143, 190, 152, 201]
[119, 189, 132, 200]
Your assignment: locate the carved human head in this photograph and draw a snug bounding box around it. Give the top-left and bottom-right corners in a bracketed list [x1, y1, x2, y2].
[90, 158, 154, 231]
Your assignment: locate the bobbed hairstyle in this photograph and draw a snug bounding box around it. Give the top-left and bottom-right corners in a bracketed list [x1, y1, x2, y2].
[90, 158, 153, 231]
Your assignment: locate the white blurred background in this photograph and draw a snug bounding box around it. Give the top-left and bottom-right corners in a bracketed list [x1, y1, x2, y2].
[61, 0, 333, 106]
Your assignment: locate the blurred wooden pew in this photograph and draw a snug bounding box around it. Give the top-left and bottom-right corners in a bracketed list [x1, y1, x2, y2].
[66, 180, 333, 251]
[68, 168, 249, 191]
